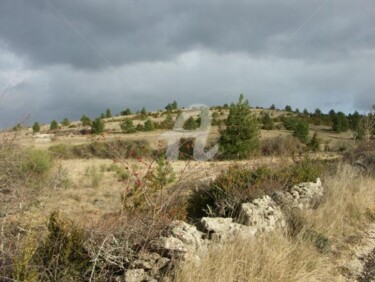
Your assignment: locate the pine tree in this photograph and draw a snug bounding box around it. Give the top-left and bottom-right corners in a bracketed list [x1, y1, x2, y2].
[219, 94, 260, 159]
[50, 120, 58, 131]
[120, 118, 136, 133]
[121, 108, 132, 116]
[261, 113, 275, 130]
[144, 119, 155, 131]
[80, 115, 92, 126]
[308, 132, 320, 151]
[332, 112, 349, 133]
[146, 155, 175, 192]
[61, 118, 70, 127]
[285, 105, 292, 112]
[105, 108, 112, 118]
[293, 120, 309, 143]
[91, 118, 104, 134]
[32, 122, 40, 133]
[183, 116, 198, 130]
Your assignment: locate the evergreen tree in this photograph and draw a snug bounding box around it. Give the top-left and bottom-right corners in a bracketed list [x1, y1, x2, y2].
[293, 120, 309, 143]
[270, 104, 276, 110]
[105, 108, 112, 118]
[91, 118, 105, 134]
[80, 115, 92, 126]
[61, 118, 70, 127]
[165, 101, 178, 111]
[50, 120, 58, 131]
[285, 105, 292, 112]
[332, 112, 349, 133]
[219, 94, 260, 159]
[183, 116, 198, 130]
[32, 122, 40, 133]
[120, 118, 136, 133]
[303, 108, 310, 116]
[161, 112, 174, 129]
[261, 113, 275, 130]
[121, 108, 132, 116]
[144, 119, 155, 131]
[146, 155, 175, 192]
[308, 132, 320, 151]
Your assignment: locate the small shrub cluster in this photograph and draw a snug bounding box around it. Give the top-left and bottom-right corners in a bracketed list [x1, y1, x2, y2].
[187, 158, 326, 220]
[49, 140, 153, 160]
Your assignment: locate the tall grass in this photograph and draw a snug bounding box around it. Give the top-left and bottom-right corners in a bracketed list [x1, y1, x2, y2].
[174, 164, 375, 281]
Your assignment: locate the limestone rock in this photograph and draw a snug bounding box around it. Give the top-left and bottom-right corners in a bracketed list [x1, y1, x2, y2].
[240, 195, 286, 232]
[201, 217, 257, 241]
[273, 178, 323, 210]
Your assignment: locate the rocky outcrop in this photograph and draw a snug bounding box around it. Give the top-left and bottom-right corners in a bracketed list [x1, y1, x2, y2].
[152, 220, 207, 262]
[201, 217, 257, 241]
[273, 178, 323, 210]
[239, 195, 286, 232]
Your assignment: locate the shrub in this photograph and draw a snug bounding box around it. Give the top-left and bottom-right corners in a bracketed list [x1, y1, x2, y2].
[61, 118, 70, 127]
[91, 118, 105, 135]
[20, 149, 53, 175]
[261, 113, 275, 130]
[145, 154, 175, 192]
[308, 132, 320, 152]
[120, 108, 132, 116]
[120, 118, 136, 133]
[183, 116, 198, 130]
[293, 120, 309, 143]
[105, 108, 112, 118]
[261, 136, 303, 156]
[49, 120, 58, 131]
[80, 115, 92, 126]
[136, 123, 144, 131]
[144, 119, 155, 131]
[32, 122, 40, 133]
[332, 112, 349, 133]
[219, 94, 260, 159]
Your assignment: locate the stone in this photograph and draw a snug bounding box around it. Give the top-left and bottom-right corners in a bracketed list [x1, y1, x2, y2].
[201, 217, 257, 242]
[273, 178, 323, 210]
[153, 220, 207, 262]
[240, 195, 286, 232]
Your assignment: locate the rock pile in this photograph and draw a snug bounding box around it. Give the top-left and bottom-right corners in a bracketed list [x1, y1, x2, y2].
[124, 178, 324, 281]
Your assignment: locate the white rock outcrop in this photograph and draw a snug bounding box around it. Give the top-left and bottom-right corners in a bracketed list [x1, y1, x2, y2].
[239, 195, 286, 232]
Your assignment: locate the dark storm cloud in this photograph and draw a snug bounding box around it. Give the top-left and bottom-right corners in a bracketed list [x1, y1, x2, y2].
[0, 0, 374, 128]
[1, 0, 374, 68]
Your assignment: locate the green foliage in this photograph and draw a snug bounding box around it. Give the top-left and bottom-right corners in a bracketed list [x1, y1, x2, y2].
[293, 120, 309, 143]
[332, 112, 349, 133]
[146, 155, 175, 192]
[120, 108, 132, 116]
[219, 94, 260, 159]
[308, 132, 320, 152]
[120, 118, 136, 133]
[80, 115, 92, 126]
[282, 116, 298, 130]
[61, 118, 70, 127]
[179, 138, 195, 160]
[144, 119, 155, 131]
[105, 108, 112, 118]
[32, 122, 40, 133]
[50, 120, 58, 131]
[20, 149, 53, 175]
[91, 118, 105, 135]
[285, 105, 292, 112]
[159, 112, 174, 129]
[261, 112, 275, 130]
[165, 100, 178, 111]
[183, 116, 198, 130]
[136, 123, 144, 131]
[270, 104, 276, 110]
[37, 212, 91, 280]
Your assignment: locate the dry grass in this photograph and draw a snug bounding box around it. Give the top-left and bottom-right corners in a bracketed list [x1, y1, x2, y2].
[174, 164, 375, 282]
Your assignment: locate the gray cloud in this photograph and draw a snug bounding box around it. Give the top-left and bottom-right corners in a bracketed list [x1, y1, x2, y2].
[0, 0, 374, 127]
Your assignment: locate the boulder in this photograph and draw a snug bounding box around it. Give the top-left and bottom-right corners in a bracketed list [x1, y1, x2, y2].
[153, 220, 207, 262]
[273, 178, 323, 210]
[201, 217, 257, 241]
[240, 195, 286, 232]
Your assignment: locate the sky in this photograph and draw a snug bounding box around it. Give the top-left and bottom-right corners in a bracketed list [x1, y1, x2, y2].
[0, 0, 374, 128]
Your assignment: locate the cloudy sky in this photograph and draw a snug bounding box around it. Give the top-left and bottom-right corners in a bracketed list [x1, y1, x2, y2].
[0, 0, 374, 128]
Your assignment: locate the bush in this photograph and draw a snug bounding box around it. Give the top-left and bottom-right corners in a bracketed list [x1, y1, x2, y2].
[332, 112, 349, 133]
[49, 120, 58, 131]
[183, 116, 198, 130]
[61, 118, 70, 127]
[32, 122, 40, 133]
[80, 115, 92, 126]
[261, 136, 303, 156]
[262, 113, 275, 130]
[20, 149, 53, 175]
[293, 120, 309, 143]
[144, 119, 155, 131]
[91, 118, 105, 135]
[120, 118, 136, 133]
[308, 132, 320, 152]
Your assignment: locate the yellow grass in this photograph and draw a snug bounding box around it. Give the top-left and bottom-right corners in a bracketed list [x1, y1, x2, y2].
[174, 164, 375, 282]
